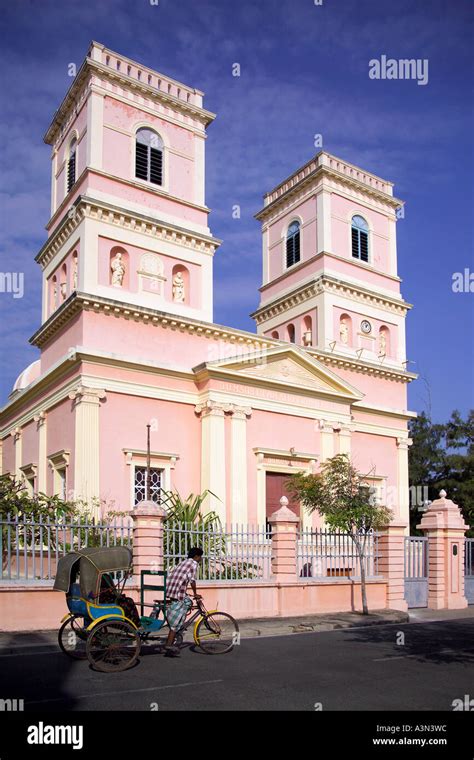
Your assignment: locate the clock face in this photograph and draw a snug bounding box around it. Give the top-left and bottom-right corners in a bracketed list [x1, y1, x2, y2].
[361, 320, 372, 334]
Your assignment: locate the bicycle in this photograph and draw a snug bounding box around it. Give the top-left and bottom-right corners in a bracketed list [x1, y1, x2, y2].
[145, 596, 239, 654]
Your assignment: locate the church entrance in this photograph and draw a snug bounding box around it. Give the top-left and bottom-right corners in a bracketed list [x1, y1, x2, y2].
[265, 472, 300, 535]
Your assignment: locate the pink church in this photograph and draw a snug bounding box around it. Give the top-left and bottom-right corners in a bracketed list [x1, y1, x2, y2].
[0, 42, 416, 532]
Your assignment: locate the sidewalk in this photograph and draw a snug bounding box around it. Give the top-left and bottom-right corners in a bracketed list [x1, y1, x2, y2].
[1, 607, 473, 653]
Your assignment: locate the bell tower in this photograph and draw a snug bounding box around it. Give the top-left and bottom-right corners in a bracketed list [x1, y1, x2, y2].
[37, 41, 220, 328]
[251, 151, 410, 370]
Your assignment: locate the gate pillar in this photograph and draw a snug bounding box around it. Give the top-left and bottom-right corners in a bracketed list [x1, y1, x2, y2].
[378, 520, 408, 612]
[417, 490, 469, 610]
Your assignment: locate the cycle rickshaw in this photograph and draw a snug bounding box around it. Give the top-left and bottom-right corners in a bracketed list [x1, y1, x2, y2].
[54, 546, 239, 672]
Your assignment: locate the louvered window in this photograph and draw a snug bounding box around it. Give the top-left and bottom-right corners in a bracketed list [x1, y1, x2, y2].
[286, 222, 301, 268]
[351, 215, 369, 262]
[67, 139, 77, 193]
[135, 128, 163, 186]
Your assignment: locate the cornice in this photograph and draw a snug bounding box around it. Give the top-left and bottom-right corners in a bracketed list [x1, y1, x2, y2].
[36, 195, 222, 269]
[251, 274, 412, 323]
[255, 163, 403, 222]
[305, 347, 417, 383]
[44, 56, 215, 147]
[29, 292, 275, 351]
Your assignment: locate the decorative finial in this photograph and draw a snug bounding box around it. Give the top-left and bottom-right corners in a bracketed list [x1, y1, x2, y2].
[439, 489, 447, 499]
[279, 496, 289, 507]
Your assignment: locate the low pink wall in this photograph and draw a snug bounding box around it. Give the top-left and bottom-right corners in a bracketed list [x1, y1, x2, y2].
[0, 579, 387, 632]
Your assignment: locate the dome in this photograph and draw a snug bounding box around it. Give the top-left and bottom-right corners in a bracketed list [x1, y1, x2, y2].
[11, 360, 41, 394]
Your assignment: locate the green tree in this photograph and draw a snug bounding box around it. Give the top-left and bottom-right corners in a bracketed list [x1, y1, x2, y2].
[287, 454, 392, 615]
[409, 410, 474, 534]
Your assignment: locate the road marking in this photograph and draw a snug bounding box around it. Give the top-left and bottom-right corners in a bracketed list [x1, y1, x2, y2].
[373, 647, 474, 662]
[27, 679, 224, 705]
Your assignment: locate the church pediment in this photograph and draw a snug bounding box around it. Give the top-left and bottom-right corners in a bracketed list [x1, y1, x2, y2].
[194, 346, 364, 401]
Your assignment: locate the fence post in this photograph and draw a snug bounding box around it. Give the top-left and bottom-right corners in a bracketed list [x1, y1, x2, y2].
[268, 497, 299, 582]
[417, 490, 469, 610]
[131, 500, 167, 587]
[378, 520, 408, 612]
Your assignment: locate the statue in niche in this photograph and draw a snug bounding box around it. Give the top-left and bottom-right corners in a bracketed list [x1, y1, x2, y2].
[60, 281, 67, 301]
[172, 271, 185, 303]
[72, 258, 78, 290]
[339, 319, 349, 344]
[111, 252, 125, 287]
[379, 331, 387, 356]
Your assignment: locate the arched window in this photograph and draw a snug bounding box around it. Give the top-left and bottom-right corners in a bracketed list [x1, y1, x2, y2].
[271, 331, 279, 340]
[287, 323, 296, 343]
[351, 215, 369, 262]
[67, 138, 77, 193]
[135, 128, 163, 186]
[286, 222, 301, 268]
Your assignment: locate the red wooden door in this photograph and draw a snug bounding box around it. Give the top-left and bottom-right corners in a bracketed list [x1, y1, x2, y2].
[265, 472, 300, 519]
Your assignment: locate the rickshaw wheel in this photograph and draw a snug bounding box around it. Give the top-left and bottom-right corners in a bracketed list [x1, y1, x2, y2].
[58, 616, 88, 659]
[86, 619, 141, 672]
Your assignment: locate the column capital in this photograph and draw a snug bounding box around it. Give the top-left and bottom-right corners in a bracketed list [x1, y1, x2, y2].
[396, 437, 413, 449]
[194, 400, 228, 418]
[34, 411, 47, 427]
[12, 427, 22, 443]
[229, 404, 252, 420]
[69, 385, 106, 406]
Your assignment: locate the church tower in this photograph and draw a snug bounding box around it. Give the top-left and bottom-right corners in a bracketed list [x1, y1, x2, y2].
[38, 41, 220, 332]
[252, 151, 410, 372]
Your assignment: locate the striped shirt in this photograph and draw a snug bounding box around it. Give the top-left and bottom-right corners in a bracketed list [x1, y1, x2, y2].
[166, 558, 198, 601]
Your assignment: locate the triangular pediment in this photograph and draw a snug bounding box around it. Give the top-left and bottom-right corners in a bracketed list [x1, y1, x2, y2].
[194, 346, 364, 401]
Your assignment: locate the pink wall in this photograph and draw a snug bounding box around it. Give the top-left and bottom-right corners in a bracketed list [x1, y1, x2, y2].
[1, 435, 15, 475]
[40, 315, 84, 374]
[268, 196, 317, 282]
[337, 367, 408, 410]
[333, 305, 398, 358]
[97, 235, 201, 308]
[102, 96, 195, 203]
[20, 420, 38, 471]
[98, 392, 201, 510]
[54, 102, 88, 213]
[46, 399, 75, 497]
[352, 432, 397, 488]
[264, 309, 317, 347]
[331, 193, 390, 273]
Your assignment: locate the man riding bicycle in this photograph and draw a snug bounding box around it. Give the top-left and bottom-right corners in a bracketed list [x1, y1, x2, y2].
[164, 547, 203, 658]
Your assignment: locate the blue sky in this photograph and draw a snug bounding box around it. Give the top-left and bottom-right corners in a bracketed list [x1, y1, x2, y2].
[0, 0, 473, 422]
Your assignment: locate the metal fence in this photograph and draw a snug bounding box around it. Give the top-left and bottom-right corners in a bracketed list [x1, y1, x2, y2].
[465, 538, 474, 577]
[0, 513, 133, 581]
[404, 536, 429, 580]
[297, 528, 380, 579]
[164, 522, 272, 581]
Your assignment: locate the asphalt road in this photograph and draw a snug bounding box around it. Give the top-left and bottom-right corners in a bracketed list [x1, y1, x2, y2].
[0, 619, 473, 712]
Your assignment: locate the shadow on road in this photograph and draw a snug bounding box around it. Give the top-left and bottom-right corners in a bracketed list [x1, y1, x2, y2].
[0, 630, 80, 711]
[344, 619, 474, 665]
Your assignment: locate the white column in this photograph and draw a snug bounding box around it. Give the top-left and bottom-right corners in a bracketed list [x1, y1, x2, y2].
[34, 412, 48, 493]
[229, 406, 251, 524]
[194, 134, 205, 207]
[388, 217, 398, 277]
[319, 420, 335, 461]
[13, 428, 22, 480]
[195, 401, 227, 521]
[69, 385, 106, 503]
[262, 226, 269, 285]
[86, 90, 104, 170]
[338, 424, 352, 456]
[396, 437, 412, 526]
[316, 189, 332, 254]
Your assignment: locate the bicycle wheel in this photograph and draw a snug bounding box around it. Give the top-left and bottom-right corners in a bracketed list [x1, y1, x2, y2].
[194, 612, 239, 654]
[86, 619, 141, 672]
[58, 616, 88, 659]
